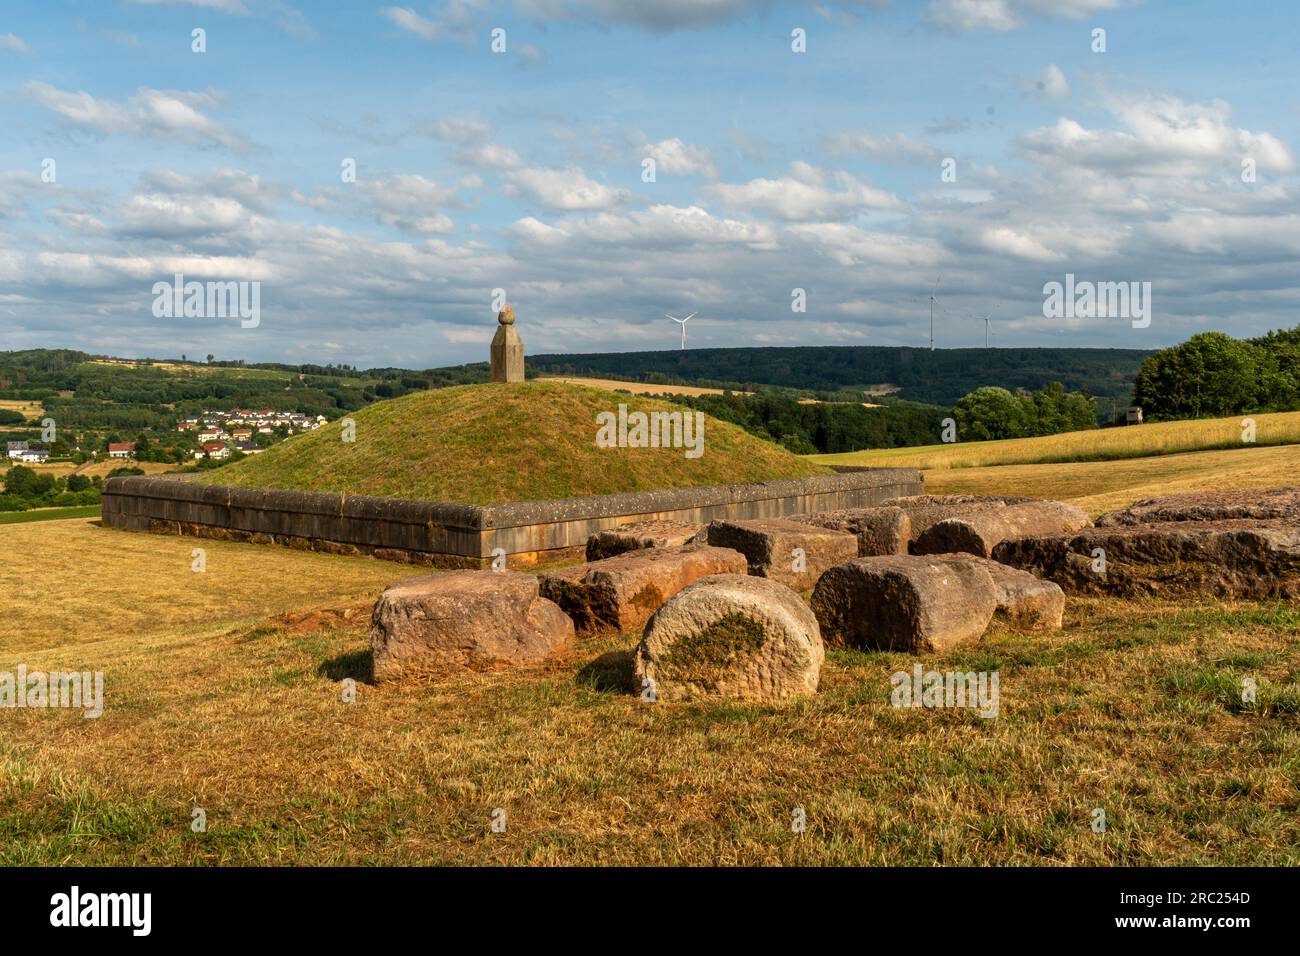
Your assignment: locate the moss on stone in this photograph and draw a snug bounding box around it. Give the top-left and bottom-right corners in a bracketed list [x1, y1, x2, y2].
[657, 612, 768, 685]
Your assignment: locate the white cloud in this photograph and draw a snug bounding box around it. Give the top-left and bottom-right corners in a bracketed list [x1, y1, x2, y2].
[434, 115, 492, 143]
[1019, 0, 1133, 17]
[433, 115, 524, 167]
[644, 138, 718, 178]
[25, 83, 245, 149]
[381, 6, 440, 39]
[827, 131, 943, 165]
[786, 223, 941, 267]
[515, 0, 890, 31]
[1029, 63, 1069, 99]
[506, 166, 630, 210]
[924, 0, 1018, 31]
[361, 174, 458, 233]
[509, 204, 776, 249]
[708, 163, 902, 221]
[458, 142, 524, 169]
[516, 0, 769, 31]
[1021, 94, 1295, 175]
[119, 194, 252, 236]
[978, 225, 1063, 262]
[129, 0, 252, 12]
[926, 0, 1140, 31]
[0, 33, 29, 53]
[381, 2, 488, 42]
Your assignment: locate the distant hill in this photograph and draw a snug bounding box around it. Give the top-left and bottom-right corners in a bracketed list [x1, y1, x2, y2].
[528, 346, 1151, 407]
[216, 380, 830, 504]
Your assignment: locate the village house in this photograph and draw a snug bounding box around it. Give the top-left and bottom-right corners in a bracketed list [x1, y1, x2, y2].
[6, 440, 29, 460]
[17, 447, 49, 463]
[197, 441, 230, 460]
[235, 440, 264, 455]
[108, 442, 137, 459]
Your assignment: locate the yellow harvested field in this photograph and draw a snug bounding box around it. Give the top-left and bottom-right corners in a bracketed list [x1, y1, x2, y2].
[810, 410, 1300, 470]
[919, 443, 1300, 517]
[1, 459, 182, 482]
[0, 519, 403, 654]
[0, 399, 42, 419]
[797, 398, 881, 408]
[539, 376, 751, 397]
[75, 459, 183, 479]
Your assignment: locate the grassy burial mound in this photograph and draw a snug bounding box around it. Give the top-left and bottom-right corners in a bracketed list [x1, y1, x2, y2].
[216, 380, 830, 504]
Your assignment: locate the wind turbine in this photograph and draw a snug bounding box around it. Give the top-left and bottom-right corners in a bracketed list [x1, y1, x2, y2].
[983, 314, 993, 348]
[665, 312, 696, 350]
[927, 274, 943, 351]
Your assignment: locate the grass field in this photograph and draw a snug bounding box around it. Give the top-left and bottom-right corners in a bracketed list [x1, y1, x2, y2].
[810, 410, 1300, 470]
[1, 517, 1297, 865]
[0, 505, 100, 525]
[808, 410, 1300, 517]
[1, 459, 180, 483]
[71, 460, 181, 480]
[217, 380, 828, 503]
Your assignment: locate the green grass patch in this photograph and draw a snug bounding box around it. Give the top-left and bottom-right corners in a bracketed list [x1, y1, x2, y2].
[0, 506, 99, 525]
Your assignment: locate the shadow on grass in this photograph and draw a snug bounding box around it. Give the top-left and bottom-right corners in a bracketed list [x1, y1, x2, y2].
[318, 649, 373, 684]
[576, 650, 636, 694]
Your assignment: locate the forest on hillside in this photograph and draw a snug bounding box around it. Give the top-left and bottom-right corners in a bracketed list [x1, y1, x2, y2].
[527, 345, 1149, 407]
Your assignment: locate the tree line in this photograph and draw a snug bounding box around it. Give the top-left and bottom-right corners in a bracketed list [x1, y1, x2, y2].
[1133, 327, 1300, 419]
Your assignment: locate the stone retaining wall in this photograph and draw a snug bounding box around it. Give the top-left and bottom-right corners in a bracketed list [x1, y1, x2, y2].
[100, 469, 922, 569]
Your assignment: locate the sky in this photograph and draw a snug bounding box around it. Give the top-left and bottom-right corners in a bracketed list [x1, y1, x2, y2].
[1, 0, 1298, 369]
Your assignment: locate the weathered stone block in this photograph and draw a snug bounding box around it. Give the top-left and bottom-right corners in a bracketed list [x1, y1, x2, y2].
[884, 494, 1029, 543]
[702, 518, 858, 593]
[913, 500, 1090, 558]
[635, 574, 823, 701]
[1097, 487, 1300, 526]
[993, 520, 1300, 598]
[585, 520, 701, 561]
[810, 555, 999, 653]
[937, 555, 1065, 631]
[789, 506, 910, 556]
[540, 544, 747, 635]
[371, 571, 573, 680]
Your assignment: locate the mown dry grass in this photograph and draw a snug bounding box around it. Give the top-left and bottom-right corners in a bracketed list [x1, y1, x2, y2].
[0, 519, 400, 654]
[1, 519, 1298, 865]
[811, 410, 1300, 470]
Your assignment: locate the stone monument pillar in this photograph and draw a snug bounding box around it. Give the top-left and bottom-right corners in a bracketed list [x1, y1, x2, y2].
[490, 304, 524, 383]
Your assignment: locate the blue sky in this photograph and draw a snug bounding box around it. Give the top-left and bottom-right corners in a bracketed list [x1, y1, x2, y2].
[1, 0, 1298, 368]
